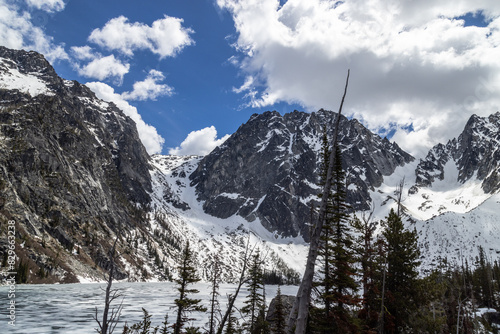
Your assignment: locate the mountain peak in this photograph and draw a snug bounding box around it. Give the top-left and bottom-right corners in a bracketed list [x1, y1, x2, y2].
[0, 46, 152, 282]
[0, 47, 62, 98]
[414, 112, 500, 194]
[190, 109, 414, 240]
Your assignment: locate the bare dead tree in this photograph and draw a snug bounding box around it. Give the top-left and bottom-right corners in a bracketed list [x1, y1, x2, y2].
[94, 229, 124, 334]
[287, 69, 350, 334]
[396, 177, 405, 217]
[208, 254, 222, 334]
[216, 236, 256, 334]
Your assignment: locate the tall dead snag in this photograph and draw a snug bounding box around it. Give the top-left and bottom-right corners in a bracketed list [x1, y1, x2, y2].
[94, 230, 124, 334]
[287, 69, 350, 334]
[216, 236, 255, 334]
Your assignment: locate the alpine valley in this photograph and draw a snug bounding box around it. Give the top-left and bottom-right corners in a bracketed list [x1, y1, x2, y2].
[1, 46, 499, 284]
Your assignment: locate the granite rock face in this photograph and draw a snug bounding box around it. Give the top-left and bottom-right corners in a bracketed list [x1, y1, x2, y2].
[0, 46, 152, 282]
[190, 109, 414, 240]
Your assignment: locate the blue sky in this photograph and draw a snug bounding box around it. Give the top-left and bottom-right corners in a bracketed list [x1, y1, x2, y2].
[1, 0, 500, 157]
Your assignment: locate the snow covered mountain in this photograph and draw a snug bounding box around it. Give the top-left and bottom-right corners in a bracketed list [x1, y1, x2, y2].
[153, 110, 500, 275]
[0, 46, 499, 284]
[369, 112, 500, 270]
[0, 46, 154, 282]
[414, 112, 500, 195]
[189, 109, 413, 240]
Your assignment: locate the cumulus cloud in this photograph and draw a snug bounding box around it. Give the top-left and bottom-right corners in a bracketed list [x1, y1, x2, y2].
[76, 54, 130, 83]
[218, 0, 500, 157]
[85, 81, 165, 155]
[71, 45, 95, 60]
[0, 0, 68, 62]
[25, 0, 65, 12]
[121, 69, 174, 101]
[88, 15, 194, 59]
[168, 126, 230, 156]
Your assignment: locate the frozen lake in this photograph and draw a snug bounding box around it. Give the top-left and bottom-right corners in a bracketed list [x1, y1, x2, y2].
[0, 282, 298, 333]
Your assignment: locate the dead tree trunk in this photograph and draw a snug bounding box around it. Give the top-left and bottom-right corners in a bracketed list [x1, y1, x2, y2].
[287, 69, 350, 334]
[216, 237, 254, 334]
[94, 230, 123, 334]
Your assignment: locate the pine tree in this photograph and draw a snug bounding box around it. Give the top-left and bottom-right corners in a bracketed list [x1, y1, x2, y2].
[159, 314, 171, 334]
[328, 145, 359, 332]
[351, 214, 381, 331]
[173, 241, 207, 334]
[242, 252, 266, 334]
[493, 260, 500, 304]
[381, 209, 421, 333]
[272, 286, 286, 334]
[127, 308, 155, 334]
[473, 246, 496, 308]
[288, 70, 350, 334]
[312, 142, 359, 333]
[312, 127, 336, 331]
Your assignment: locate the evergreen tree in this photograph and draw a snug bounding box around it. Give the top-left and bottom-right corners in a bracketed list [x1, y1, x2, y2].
[159, 314, 171, 334]
[242, 252, 266, 334]
[312, 142, 359, 333]
[473, 246, 496, 308]
[271, 286, 286, 334]
[381, 209, 421, 333]
[126, 308, 155, 334]
[173, 241, 207, 334]
[312, 127, 336, 331]
[351, 214, 381, 332]
[493, 260, 500, 303]
[408, 271, 447, 333]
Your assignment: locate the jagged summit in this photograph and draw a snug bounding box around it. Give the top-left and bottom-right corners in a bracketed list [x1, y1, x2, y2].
[0, 46, 64, 98]
[190, 108, 414, 240]
[414, 112, 500, 194]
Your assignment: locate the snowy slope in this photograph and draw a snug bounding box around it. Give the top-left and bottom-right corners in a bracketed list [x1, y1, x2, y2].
[370, 154, 500, 271]
[147, 154, 308, 282]
[0, 56, 55, 97]
[415, 193, 500, 271]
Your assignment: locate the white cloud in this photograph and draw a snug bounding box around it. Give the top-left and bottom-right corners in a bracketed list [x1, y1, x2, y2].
[25, 0, 65, 12]
[71, 45, 95, 60]
[232, 75, 254, 93]
[85, 81, 165, 155]
[121, 69, 174, 101]
[88, 15, 194, 59]
[218, 0, 500, 157]
[77, 54, 130, 82]
[169, 126, 230, 156]
[0, 0, 68, 62]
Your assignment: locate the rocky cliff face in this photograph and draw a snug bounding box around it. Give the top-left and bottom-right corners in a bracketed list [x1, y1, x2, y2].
[0, 46, 152, 282]
[189, 109, 414, 240]
[413, 112, 500, 194]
